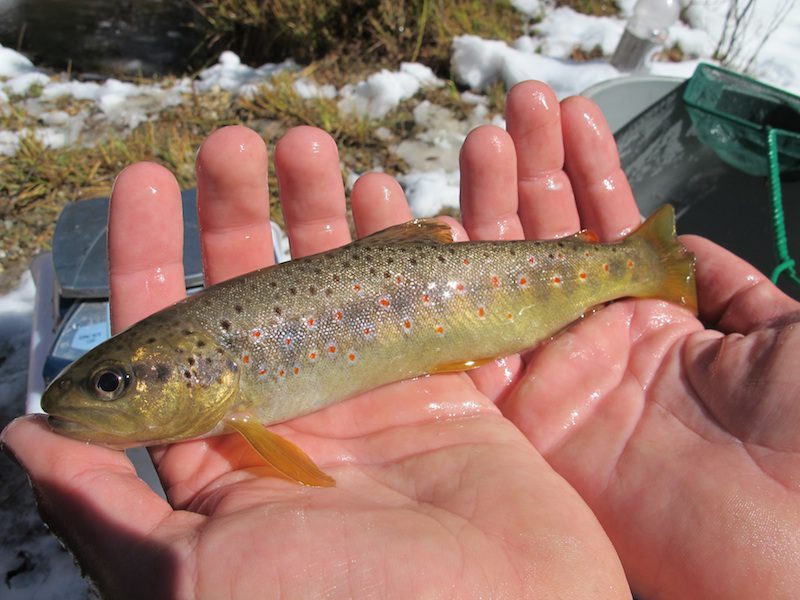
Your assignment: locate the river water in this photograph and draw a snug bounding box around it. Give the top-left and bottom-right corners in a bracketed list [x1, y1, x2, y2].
[0, 0, 203, 76]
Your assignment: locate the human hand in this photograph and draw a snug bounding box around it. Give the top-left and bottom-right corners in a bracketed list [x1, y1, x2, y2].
[1, 125, 629, 598]
[461, 80, 800, 598]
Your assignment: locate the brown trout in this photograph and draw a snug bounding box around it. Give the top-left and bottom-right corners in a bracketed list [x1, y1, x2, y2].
[42, 204, 696, 486]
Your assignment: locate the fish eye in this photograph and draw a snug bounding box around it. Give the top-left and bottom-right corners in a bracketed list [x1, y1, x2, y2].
[90, 366, 130, 401]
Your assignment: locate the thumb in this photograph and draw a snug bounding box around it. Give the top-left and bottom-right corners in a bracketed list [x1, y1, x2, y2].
[1, 415, 196, 598]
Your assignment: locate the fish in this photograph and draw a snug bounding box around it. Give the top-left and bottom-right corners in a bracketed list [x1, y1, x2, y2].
[41, 204, 696, 487]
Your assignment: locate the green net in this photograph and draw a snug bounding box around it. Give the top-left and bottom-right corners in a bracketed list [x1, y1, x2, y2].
[683, 63, 800, 287]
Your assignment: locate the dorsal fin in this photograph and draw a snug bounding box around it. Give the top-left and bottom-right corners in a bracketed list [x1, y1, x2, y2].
[360, 218, 454, 245]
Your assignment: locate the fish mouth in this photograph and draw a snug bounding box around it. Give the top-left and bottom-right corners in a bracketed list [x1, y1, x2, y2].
[45, 411, 141, 448]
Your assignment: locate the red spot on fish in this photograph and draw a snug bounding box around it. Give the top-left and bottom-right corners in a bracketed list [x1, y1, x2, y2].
[293, 366, 300, 376]
[491, 275, 500, 287]
[463, 258, 470, 265]
[243, 355, 250, 364]
[627, 260, 634, 268]
[277, 368, 286, 378]
[336, 310, 343, 321]
[477, 306, 486, 319]
[422, 294, 431, 304]
[251, 330, 261, 338]
[528, 256, 537, 266]
[506, 312, 514, 321]
[603, 263, 610, 273]
[395, 275, 403, 284]
[258, 369, 267, 376]
[328, 344, 337, 354]
[552, 276, 562, 285]
[363, 327, 371, 336]
[434, 325, 445, 336]
[579, 272, 587, 281]
[518, 276, 528, 287]
[402, 319, 413, 333]
[347, 352, 357, 362]
[379, 297, 391, 309]
[584, 251, 590, 257]
[353, 283, 363, 295]
[285, 337, 293, 346]
[308, 350, 318, 362]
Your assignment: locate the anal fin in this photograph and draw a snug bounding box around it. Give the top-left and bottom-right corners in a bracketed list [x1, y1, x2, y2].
[227, 419, 335, 487]
[430, 357, 495, 374]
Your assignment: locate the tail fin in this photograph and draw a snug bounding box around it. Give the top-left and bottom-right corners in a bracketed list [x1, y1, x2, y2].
[630, 204, 698, 315]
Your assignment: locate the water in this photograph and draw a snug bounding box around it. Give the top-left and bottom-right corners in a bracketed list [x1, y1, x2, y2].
[0, 0, 203, 76]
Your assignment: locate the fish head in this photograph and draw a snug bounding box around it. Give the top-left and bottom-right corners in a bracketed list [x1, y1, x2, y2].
[41, 324, 240, 448]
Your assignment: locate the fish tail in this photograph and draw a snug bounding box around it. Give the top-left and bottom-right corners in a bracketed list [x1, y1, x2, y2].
[630, 204, 698, 315]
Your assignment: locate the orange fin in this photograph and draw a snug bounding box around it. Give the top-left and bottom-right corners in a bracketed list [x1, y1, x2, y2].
[630, 204, 698, 315]
[227, 419, 335, 487]
[360, 218, 454, 245]
[430, 357, 495, 374]
[565, 229, 599, 243]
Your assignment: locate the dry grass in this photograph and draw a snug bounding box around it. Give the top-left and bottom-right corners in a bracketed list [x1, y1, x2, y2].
[1, 1, 523, 291]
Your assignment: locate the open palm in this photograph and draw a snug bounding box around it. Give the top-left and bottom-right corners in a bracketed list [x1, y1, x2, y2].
[456, 82, 800, 599]
[2, 118, 627, 598]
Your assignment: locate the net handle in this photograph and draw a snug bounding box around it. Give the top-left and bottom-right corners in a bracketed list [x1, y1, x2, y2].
[766, 127, 800, 287]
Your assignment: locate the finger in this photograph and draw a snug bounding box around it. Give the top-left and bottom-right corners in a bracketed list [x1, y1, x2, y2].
[682, 234, 800, 333]
[560, 96, 641, 241]
[351, 172, 412, 238]
[109, 162, 185, 333]
[0, 416, 179, 596]
[505, 81, 580, 239]
[275, 126, 350, 257]
[459, 125, 524, 241]
[196, 125, 274, 285]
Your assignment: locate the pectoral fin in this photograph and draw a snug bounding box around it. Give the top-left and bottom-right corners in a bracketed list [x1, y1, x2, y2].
[227, 419, 335, 487]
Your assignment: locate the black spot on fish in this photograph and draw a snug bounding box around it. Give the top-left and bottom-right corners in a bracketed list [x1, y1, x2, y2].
[182, 329, 192, 336]
[289, 287, 297, 296]
[343, 261, 351, 269]
[369, 268, 377, 275]
[205, 357, 213, 364]
[325, 288, 333, 297]
[410, 258, 418, 265]
[269, 281, 277, 288]
[309, 286, 317, 295]
[274, 306, 283, 316]
[186, 382, 192, 389]
[437, 255, 445, 263]
[448, 248, 455, 255]
[197, 340, 206, 348]
[548, 253, 555, 259]
[612, 247, 618, 253]
[188, 357, 195, 366]
[314, 268, 322, 275]
[387, 257, 394, 264]
[384, 271, 391, 278]
[146, 337, 156, 344]
[176, 347, 185, 354]
[509, 249, 516, 256]
[183, 370, 191, 379]
[216, 347, 225, 354]
[332, 274, 340, 283]
[557, 242, 565, 248]
[156, 364, 171, 381]
[234, 304, 243, 314]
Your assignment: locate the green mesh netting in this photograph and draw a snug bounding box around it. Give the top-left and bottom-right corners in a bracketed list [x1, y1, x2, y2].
[683, 63, 800, 287]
